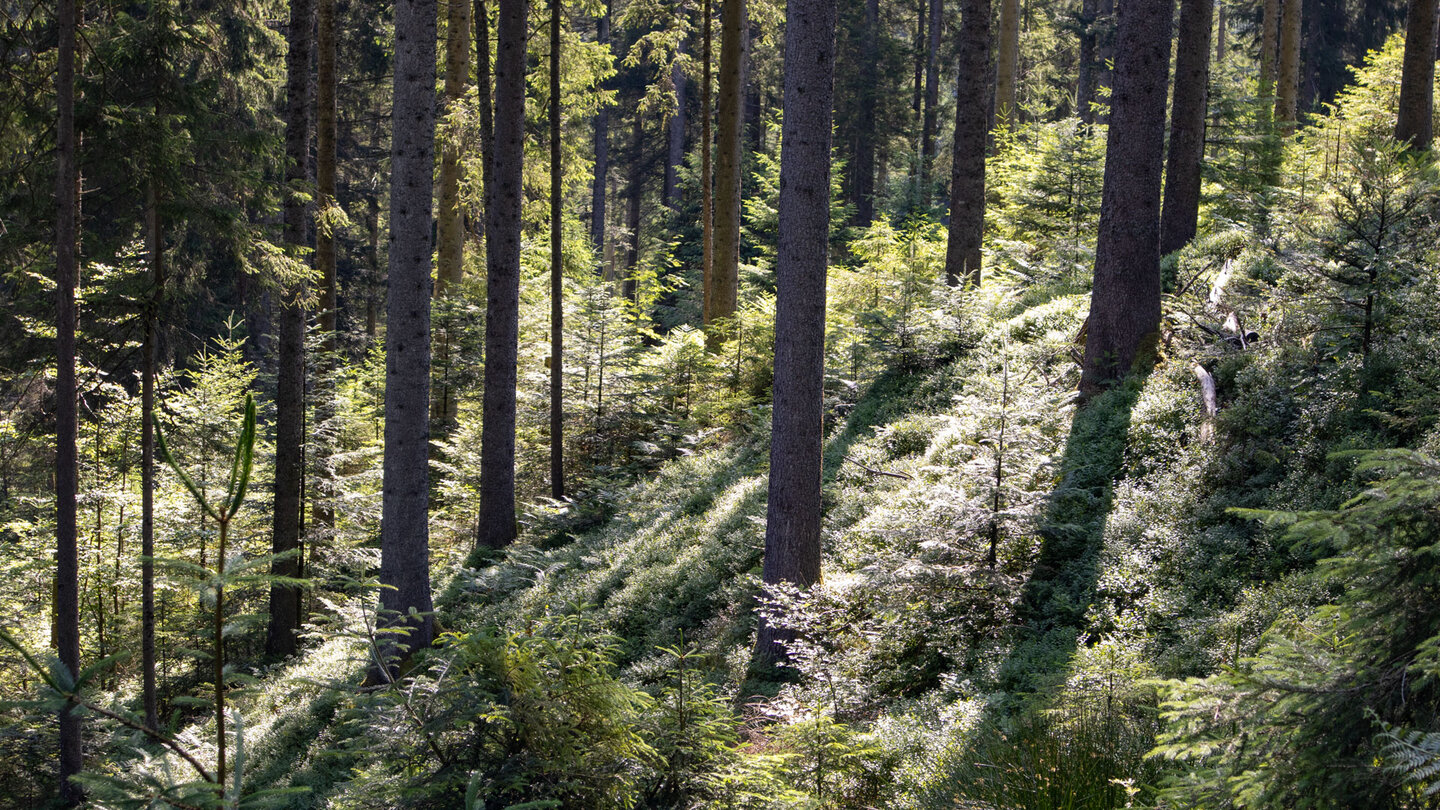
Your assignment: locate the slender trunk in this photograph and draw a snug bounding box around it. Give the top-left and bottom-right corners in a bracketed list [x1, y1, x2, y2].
[1097, 0, 1114, 107]
[476, 0, 527, 552]
[366, 195, 380, 339]
[1395, 0, 1438, 148]
[665, 37, 688, 210]
[477, 0, 495, 236]
[550, 0, 565, 499]
[55, 0, 83, 794]
[268, 0, 315, 662]
[854, 0, 879, 225]
[376, 0, 438, 669]
[1078, 0, 1172, 398]
[996, 0, 1020, 130]
[753, 0, 838, 671]
[912, 0, 925, 117]
[141, 182, 162, 732]
[920, 0, 941, 204]
[435, 0, 472, 297]
[1160, 0, 1214, 256]
[700, 0, 714, 330]
[1275, 0, 1300, 132]
[709, 0, 745, 334]
[591, 0, 611, 248]
[1077, 0, 1097, 124]
[1260, 0, 1279, 101]
[945, 0, 990, 286]
[314, 0, 337, 532]
[624, 111, 643, 300]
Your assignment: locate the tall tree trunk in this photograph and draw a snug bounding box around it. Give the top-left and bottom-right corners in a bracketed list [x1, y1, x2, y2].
[854, 0, 879, 225]
[477, 0, 527, 552]
[664, 37, 687, 210]
[996, 0, 1021, 130]
[753, 0, 838, 671]
[477, 0, 495, 237]
[550, 0, 565, 499]
[708, 0, 745, 335]
[314, 0, 337, 533]
[591, 0, 610, 249]
[1275, 0, 1300, 132]
[1160, 0, 1214, 256]
[54, 0, 83, 796]
[912, 0, 925, 118]
[141, 183, 162, 732]
[436, 0, 472, 298]
[919, 0, 942, 205]
[1077, 0, 1097, 124]
[1395, 0, 1437, 148]
[376, 0, 437, 670]
[945, 0, 990, 286]
[1097, 0, 1114, 109]
[624, 111, 643, 300]
[1259, 0, 1279, 100]
[701, 0, 714, 330]
[268, 0, 315, 662]
[1078, 0, 1172, 399]
[433, 0, 471, 428]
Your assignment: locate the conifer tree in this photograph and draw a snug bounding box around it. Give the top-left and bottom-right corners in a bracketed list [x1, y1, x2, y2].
[376, 0, 438, 667]
[1078, 0, 1172, 398]
[708, 0, 746, 336]
[945, 0, 990, 286]
[477, 0, 527, 552]
[755, 0, 838, 670]
[1395, 0, 1437, 148]
[1160, 0, 1214, 256]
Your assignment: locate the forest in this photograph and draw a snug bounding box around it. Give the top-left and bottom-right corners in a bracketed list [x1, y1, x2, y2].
[7, 0, 1440, 805]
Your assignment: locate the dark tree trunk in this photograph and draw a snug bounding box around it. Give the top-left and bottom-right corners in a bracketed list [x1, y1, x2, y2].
[268, 0, 315, 662]
[54, 0, 83, 795]
[1076, 0, 1097, 124]
[912, 0, 925, 118]
[477, 0, 526, 552]
[436, 0, 471, 296]
[996, 0, 1020, 129]
[708, 0, 745, 332]
[1160, 0, 1214, 256]
[1260, 0, 1279, 100]
[665, 36, 687, 210]
[753, 0, 838, 671]
[624, 111, 643, 300]
[141, 181, 160, 731]
[1275, 0, 1301, 132]
[376, 0, 437, 668]
[591, 0, 610, 249]
[701, 0, 714, 330]
[1097, 0, 1114, 105]
[477, 0, 495, 243]
[945, 0, 990, 286]
[550, 0, 564, 499]
[920, 0, 941, 205]
[314, 0, 337, 532]
[1395, 0, 1437, 148]
[1078, 0, 1172, 399]
[854, 0, 879, 225]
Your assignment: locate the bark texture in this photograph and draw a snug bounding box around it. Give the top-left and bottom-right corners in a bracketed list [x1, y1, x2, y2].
[378, 0, 438, 663]
[1260, 0, 1279, 99]
[995, 0, 1021, 129]
[55, 0, 83, 795]
[945, 0, 990, 286]
[854, 0, 879, 225]
[268, 0, 315, 662]
[592, 0, 611, 248]
[436, 0, 473, 296]
[1078, 0, 1172, 399]
[754, 0, 838, 671]
[920, 0, 942, 203]
[1395, 0, 1438, 148]
[477, 0, 527, 551]
[709, 0, 746, 330]
[1275, 0, 1301, 132]
[550, 0, 565, 499]
[1160, 0, 1214, 257]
